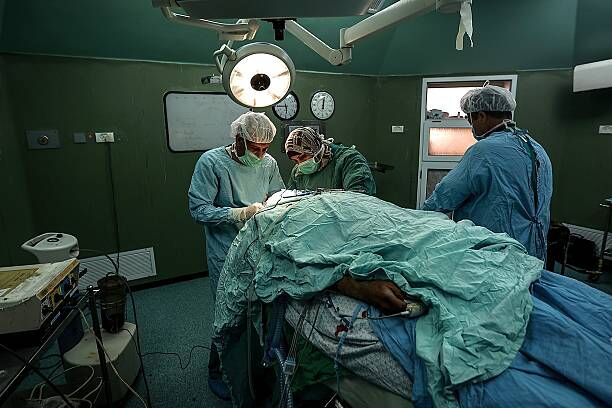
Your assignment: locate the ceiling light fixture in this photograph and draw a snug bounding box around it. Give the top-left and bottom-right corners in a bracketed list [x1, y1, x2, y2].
[214, 42, 295, 108]
[154, 0, 473, 107]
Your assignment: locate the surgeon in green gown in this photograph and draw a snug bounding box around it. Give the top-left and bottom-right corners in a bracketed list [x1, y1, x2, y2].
[282, 127, 413, 401]
[285, 127, 403, 312]
[285, 127, 376, 195]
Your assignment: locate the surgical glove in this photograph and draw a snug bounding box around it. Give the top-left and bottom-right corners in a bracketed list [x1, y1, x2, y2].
[230, 203, 264, 223]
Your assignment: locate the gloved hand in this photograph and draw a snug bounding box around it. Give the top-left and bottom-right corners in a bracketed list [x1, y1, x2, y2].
[230, 203, 264, 223]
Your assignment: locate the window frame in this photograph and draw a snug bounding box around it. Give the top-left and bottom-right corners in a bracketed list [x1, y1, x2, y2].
[416, 75, 518, 208]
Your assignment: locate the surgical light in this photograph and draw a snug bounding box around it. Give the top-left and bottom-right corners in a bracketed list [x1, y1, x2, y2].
[215, 42, 295, 108]
[156, 0, 474, 108]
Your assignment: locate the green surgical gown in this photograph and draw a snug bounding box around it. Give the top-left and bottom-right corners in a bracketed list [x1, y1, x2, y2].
[287, 144, 376, 195]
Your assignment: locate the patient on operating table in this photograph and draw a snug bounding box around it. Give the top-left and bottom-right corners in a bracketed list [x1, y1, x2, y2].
[214, 191, 611, 408]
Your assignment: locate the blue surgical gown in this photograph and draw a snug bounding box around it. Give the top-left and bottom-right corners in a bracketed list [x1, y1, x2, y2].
[188, 146, 285, 298]
[422, 128, 553, 260]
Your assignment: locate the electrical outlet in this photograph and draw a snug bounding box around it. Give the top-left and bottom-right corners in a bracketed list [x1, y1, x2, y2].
[599, 125, 612, 134]
[95, 132, 115, 143]
[391, 125, 404, 133]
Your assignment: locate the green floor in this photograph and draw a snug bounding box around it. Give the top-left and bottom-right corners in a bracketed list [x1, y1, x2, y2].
[124, 277, 231, 408]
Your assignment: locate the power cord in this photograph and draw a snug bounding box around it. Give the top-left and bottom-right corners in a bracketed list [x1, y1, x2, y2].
[105, 142, 122, 278]
[78, 248, 153, 407]
[141, 345, 212, 371]
[29, 365, 94, 402]
[78, 310, 148, 408]
[0, 343, 76, 408]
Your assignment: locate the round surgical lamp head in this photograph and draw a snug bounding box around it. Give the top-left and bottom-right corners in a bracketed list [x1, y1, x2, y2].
[215, 42, 295, 108]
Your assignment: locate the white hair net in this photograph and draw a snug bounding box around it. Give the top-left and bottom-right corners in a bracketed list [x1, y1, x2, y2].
[460, 85, 517, 114]
[230, 112, 276, 143]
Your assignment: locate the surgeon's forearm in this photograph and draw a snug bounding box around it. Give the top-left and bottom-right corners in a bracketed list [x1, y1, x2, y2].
[190, 204, 233, 225]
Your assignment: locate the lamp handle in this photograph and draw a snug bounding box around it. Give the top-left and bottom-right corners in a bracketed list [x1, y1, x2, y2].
[213, 44, 236, 73]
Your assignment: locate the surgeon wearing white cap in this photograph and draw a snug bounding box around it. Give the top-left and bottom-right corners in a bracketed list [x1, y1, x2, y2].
[422, 85, 553, 261]
[188, 111, 284, 400]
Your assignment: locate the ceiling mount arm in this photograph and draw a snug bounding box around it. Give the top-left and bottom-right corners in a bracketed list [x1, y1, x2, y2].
[340, 0, 438, 47]
[159, 6, 259, 40]
[284, 20, 351, 66]
[285, 0, 467, 66]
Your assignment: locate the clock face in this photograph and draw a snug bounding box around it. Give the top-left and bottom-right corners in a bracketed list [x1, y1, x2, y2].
[310, 91, 335, 120]
[273, 92, 299, 121]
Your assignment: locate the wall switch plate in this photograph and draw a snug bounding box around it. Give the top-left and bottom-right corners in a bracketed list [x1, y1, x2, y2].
[73, 132, 87, 144]
[26, 130, 61, 150]
[95, 132, 115, 143]
[599, 125, 612, 134]
[391, 125, 404, 133]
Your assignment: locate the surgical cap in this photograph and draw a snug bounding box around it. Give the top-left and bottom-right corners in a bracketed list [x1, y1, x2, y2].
[285, 127, 323, 156]
[230, 112, 276, 143]
[285, 127, 333, 168]
[460, 85, 517, 114]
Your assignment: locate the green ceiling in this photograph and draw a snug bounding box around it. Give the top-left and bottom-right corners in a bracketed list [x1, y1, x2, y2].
[0, 0, 609, 75]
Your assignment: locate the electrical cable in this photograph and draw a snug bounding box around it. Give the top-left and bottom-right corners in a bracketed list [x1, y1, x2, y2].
[79, 249, 118, 275]
[78, 247, 153, 407]
[238, 190, 312, 402]
[83, 379, 103, 401]
[29, 365, 95, 402]
[288, 300, 322, 390]
[141, 345, 212, 371]
[279, 303, 311, 405]
[79, 310, 148, 408]
[246, 281, 256, 401]
[0, 343, 76, 408]
[120, 278, 153, 407]
[105, 143, 122, 277]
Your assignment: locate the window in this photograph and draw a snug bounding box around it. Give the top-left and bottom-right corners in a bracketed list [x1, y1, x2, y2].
[422, 120, 474, 161]
[428, 127, 475, 157]
[417, 76, 517, 207]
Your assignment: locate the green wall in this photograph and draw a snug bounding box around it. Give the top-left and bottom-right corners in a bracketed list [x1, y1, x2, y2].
[263, 73, 377, 177]
[574, 0, 612, 64]
[514, 70, 612, 228]
[366, 70, 612, 225]
[370, 76, 422, 208]
[0, 54, 379, 281]
[3, 53, 611, 281]
[0, 0, 582, 75]
[0, 56, 36, 265]
[1, 0, 611, 280]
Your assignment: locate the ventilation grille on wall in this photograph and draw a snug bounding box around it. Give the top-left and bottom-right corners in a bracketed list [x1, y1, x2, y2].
[564, 224, 611, 253]
[78, 247, 157, 290]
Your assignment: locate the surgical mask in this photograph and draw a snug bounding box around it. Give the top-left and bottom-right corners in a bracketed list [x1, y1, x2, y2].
[296, 144, 325, 175]
[297, 158, 319, 175]
[472, 119, 515, 141]
[237, 137, 263, 167]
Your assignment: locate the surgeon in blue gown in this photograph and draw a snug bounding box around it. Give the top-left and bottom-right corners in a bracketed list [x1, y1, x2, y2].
[188, 111, 285, 400]
[422, 85, 553, 261]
